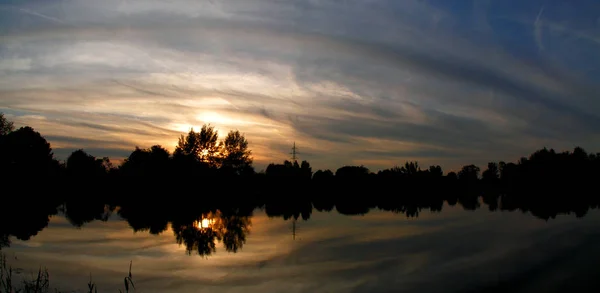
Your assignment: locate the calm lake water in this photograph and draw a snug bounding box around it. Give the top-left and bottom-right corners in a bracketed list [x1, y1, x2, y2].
[4, 203, 600, 293]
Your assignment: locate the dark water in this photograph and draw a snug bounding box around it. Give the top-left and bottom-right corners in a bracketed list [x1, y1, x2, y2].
[4, 203, 600, 293]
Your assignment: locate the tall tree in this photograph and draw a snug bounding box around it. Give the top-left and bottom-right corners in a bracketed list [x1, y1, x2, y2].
[174, 129, 201, 158]
[401, 161, 420, 175]
[174, 124, 220, 166]
[198, 124, 220, 165]
[0, 113, 14, 136]
[219, 130, 253, 175]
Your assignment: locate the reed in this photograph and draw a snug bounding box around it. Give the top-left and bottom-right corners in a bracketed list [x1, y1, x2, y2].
[1, 252, 135, 293]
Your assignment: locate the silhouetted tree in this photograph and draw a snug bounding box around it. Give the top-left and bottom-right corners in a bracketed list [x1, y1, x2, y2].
[335, 165, 370, 177]
[175, 129, 199, 157]
[446, 171, 458, 180]
[482, 162, 499, 182]
[300, 160, 312, 180]
[266, 160, 309, 178]
[4, 114, 600, 244]
[335, 165, 371, 190]
[6, 144, 600, 253]
[174, 124, 220, 166]
[428, 165, 443, 177]
[121, 145, 170, 176]
[0, 126, 59, 176]
[219, 130, 253, 175]
[458, 164, 480, 182]
[313, 169, 334, 181]
[572, 146, 588, 161]
[66, 149, 107, 176]
[401, 161, 420, 176]
[0, 112, 14, 136]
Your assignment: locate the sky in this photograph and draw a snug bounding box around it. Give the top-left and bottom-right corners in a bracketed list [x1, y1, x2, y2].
[1, 0, 599, 172]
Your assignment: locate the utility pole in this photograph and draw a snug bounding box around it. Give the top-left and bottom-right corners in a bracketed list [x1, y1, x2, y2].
[290, 142, 299, 161]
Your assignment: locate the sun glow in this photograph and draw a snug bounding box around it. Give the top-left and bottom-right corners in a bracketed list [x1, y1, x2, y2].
[169, 111, 253, 135]
[195, 218, 215, 229]
[193, 211, 222, 229]
[196, 111, 254, 127]
[196, 111, 229, 125]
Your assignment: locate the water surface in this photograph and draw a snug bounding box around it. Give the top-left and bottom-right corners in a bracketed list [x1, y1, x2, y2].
[4, 204, 600, 293]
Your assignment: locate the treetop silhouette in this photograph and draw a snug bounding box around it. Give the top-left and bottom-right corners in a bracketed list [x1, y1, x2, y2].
[0, 112, 14, 136]
[1, 113, 599, 203]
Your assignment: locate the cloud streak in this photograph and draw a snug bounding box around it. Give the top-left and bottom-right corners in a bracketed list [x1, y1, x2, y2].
[1, 0, 599, 171]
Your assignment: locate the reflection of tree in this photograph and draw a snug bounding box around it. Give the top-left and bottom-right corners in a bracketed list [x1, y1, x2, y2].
[265, 199, 312, 221]
[0, 234, 9, 248]
[220, 212, 251, 252]
[173, 222, 220, 256]
[62, 201, 113, 228]
[171, 210, 252, 257]
[457, 194, 480, 211]
[0, 199, 59, 248]
[118, 204, 169, 235]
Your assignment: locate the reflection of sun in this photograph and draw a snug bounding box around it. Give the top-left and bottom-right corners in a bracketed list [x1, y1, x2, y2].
[195, 218, 215, 229]
[193, 211, 222, 229]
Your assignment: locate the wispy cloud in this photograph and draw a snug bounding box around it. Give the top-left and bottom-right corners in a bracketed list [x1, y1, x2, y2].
[1, 0, 599, 171]
[534, 6, 545, 51]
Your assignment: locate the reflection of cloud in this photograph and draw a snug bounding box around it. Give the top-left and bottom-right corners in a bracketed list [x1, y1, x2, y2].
[1, 0, 600, 171]
[7, 207, 600, 293]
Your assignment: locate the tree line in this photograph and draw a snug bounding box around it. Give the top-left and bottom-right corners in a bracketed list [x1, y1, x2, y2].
[1, 112, 599, 199]
[0, 113, 254, 178]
